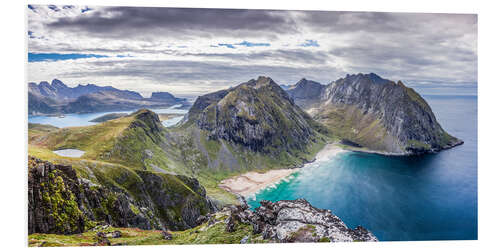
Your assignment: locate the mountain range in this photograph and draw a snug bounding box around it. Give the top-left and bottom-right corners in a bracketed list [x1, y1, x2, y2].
[27, 73, 463, 245]
[28, 79, 188, 114]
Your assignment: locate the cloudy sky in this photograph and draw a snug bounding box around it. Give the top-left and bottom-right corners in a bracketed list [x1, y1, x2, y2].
[27, 5, 477, 97]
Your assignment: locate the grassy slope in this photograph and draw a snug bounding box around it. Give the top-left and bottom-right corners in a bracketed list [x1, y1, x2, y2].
[28, 112, 240, 205]
[313, 104, 395, 152]
[29, 106, 330, 206]
[29, 116, 134, 161]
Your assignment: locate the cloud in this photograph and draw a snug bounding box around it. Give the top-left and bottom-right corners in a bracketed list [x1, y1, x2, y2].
[27, 5, 477, 96]
[45, 7, 298, 39]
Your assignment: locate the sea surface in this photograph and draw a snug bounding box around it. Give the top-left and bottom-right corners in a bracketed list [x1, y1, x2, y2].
[27, 104, 188, 128]
[247, 94, 478, 241]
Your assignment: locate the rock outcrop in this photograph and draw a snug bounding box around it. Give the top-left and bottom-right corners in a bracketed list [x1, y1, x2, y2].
[286, 73, 463, 155]
[219, 198, 377, 243]
[28, 156, 217, 235]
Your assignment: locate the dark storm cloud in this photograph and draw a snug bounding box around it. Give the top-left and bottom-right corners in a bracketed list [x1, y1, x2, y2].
[299, 11, 407, 33]
[47, 7, 298, 39]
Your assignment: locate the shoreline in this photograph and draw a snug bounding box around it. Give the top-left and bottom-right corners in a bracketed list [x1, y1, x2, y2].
[218, 143, 346, 197]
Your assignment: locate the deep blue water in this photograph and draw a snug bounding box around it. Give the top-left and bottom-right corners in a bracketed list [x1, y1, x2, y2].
[27, 105, 188, 128]
[247, 94, 478, 241]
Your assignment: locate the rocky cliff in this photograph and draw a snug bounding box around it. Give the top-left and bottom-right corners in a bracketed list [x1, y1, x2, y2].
[286, 73, 463, 155]
[28, 156, 217, 235]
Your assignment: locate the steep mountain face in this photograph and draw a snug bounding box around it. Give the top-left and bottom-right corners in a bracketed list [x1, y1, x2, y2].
[28, 155, 217, 235]
[28, 79, 187, 114]
[186, 76, 327, 155]
[28, 92, 57, 115]
[286, 78, 326, 109]
[286, 73, 463, 155]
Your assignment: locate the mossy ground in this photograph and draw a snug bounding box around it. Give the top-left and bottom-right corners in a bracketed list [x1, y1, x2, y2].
[28, 216, 268, 247]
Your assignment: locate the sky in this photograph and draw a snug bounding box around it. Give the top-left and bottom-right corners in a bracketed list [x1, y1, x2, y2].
[27, 5, 477, 97]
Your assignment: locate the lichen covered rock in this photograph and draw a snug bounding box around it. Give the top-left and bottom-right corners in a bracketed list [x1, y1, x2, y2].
[222, 198, 377, 243]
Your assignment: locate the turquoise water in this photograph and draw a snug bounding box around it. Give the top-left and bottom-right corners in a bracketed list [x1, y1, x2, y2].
[28, 105, 188, 128]
[247, 95, 477, 241]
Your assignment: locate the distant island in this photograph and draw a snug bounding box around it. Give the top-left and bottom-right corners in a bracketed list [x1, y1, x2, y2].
[89, 113, 128, 123]
[28, 79, 189, 115]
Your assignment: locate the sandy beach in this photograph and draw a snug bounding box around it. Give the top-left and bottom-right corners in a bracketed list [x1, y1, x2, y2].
[218, 143, 346, 196]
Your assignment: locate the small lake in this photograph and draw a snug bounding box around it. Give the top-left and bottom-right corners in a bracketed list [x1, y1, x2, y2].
[28, 104, 189, 128]
[52, 149, 86, 158]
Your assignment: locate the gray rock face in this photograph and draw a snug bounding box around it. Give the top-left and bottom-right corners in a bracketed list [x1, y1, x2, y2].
[224, 199, 377, 243]
[287, 73, 463, 154]
[187, 76, 325, 154]
[287, 78, 326, 108]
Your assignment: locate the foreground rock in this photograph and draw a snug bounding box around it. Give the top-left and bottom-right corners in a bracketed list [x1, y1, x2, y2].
[28, 156, 217, 234]
[221, 198, 377, 243]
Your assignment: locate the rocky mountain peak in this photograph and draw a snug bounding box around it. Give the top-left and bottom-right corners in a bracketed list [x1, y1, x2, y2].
[187, 77, 324, 154]
[51, 79, 68, 89]
[129, 109, 163, 134]
[337, 72, 392, 86]
[287, 78, 325, 105]
[39, 81, 51, 88]
[242, 76, 278, 89]
[284, 73, 463, 155]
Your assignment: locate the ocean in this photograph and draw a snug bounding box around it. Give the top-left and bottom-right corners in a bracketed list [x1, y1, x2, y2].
[247, 94, 478, 241]
[27, 105, 188, 128]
